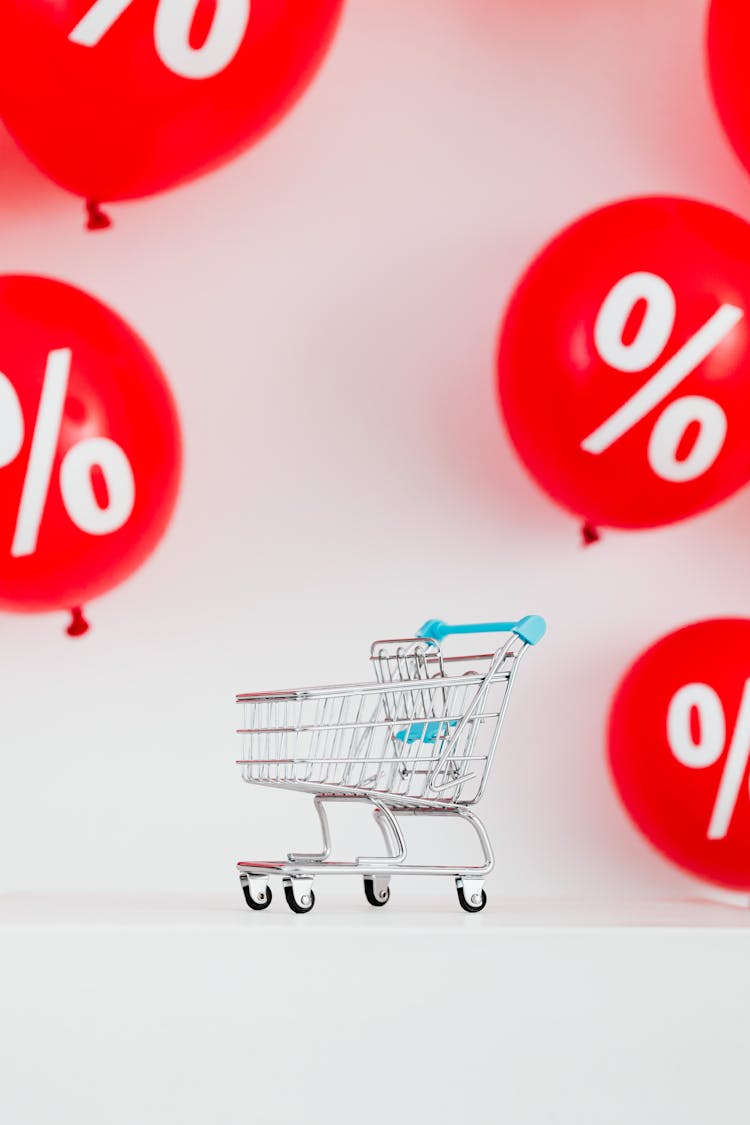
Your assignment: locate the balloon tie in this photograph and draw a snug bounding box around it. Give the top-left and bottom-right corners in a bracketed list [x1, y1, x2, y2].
[66, 606, 90, 637]
[85, 200, 112, 231]
[581, 521, 600, 546]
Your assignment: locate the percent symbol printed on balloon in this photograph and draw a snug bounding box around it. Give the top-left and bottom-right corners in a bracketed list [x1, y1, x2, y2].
[0, 348, 135, 558]
[668, 680, 750, 840]
[580, 272, 744, 482]
[68, 0, 252, 79]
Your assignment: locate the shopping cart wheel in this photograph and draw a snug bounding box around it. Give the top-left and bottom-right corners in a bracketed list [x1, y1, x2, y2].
[364, 876, 390, 907]
[456, 878, 487, 913]
[240, 876, 272, 911]
[283, 878, 316, 914]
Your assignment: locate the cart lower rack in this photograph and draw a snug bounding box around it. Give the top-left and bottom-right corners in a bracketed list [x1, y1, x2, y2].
[235, 615, 545, 913]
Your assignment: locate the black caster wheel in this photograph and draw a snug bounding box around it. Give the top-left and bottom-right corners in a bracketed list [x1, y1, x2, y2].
[241, 880, 272, 911]
[284, 882, 316, 914]
[456, 881, 487, 913]
[364, 877, 390, 907]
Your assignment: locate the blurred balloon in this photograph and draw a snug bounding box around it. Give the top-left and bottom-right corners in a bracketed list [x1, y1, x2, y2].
[0, 0, 343, 218]
[0, 275, 181, 631]
[609, 618, 750, 891]
[708, 1, 750, 179]
[496, 196, 750, 538]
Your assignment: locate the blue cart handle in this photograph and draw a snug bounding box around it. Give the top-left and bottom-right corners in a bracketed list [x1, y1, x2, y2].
[416, 615, 546, 646]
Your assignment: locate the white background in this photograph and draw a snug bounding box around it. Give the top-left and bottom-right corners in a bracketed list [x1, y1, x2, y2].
[1, 0, 748, 902]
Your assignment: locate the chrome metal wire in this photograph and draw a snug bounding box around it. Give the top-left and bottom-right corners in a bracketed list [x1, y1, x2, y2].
[236, 633, 527, 806]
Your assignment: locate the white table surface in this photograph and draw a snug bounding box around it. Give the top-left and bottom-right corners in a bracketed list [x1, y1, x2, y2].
[1, 890, 750, 928]
[1, 893, 748, 1125]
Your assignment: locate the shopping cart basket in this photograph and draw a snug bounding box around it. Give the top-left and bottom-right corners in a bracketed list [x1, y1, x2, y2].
[236, 615, 546, 913]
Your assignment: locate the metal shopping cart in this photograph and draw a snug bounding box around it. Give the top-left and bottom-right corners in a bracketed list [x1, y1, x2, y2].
[236, 615, 546, 913]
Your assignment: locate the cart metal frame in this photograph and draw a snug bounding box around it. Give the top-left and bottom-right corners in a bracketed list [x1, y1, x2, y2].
[236, 616, 545, 913]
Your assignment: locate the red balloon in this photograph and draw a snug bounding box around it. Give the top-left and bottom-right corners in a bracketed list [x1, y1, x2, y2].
[609, 619, 750, 891]
[708, 1, 750, 178]
[496, 197, 750, 532]
[0, 0, 343, 206]
[0, 275, 181, 620]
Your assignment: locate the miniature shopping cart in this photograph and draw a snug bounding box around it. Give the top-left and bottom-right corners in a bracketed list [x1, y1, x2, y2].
[236, 615, 546, 914]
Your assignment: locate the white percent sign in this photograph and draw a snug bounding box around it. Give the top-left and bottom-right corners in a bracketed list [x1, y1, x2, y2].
[580, 272, 744, 483]
[668, 680, 750, 840]
[68, 0, 252, 80]
[0, 348, 135, 558]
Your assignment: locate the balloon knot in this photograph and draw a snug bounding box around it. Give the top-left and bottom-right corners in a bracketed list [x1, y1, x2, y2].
[581, 521, 601, 546]
[66, 607, 90, 638]
[85, 200, 112, 231]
